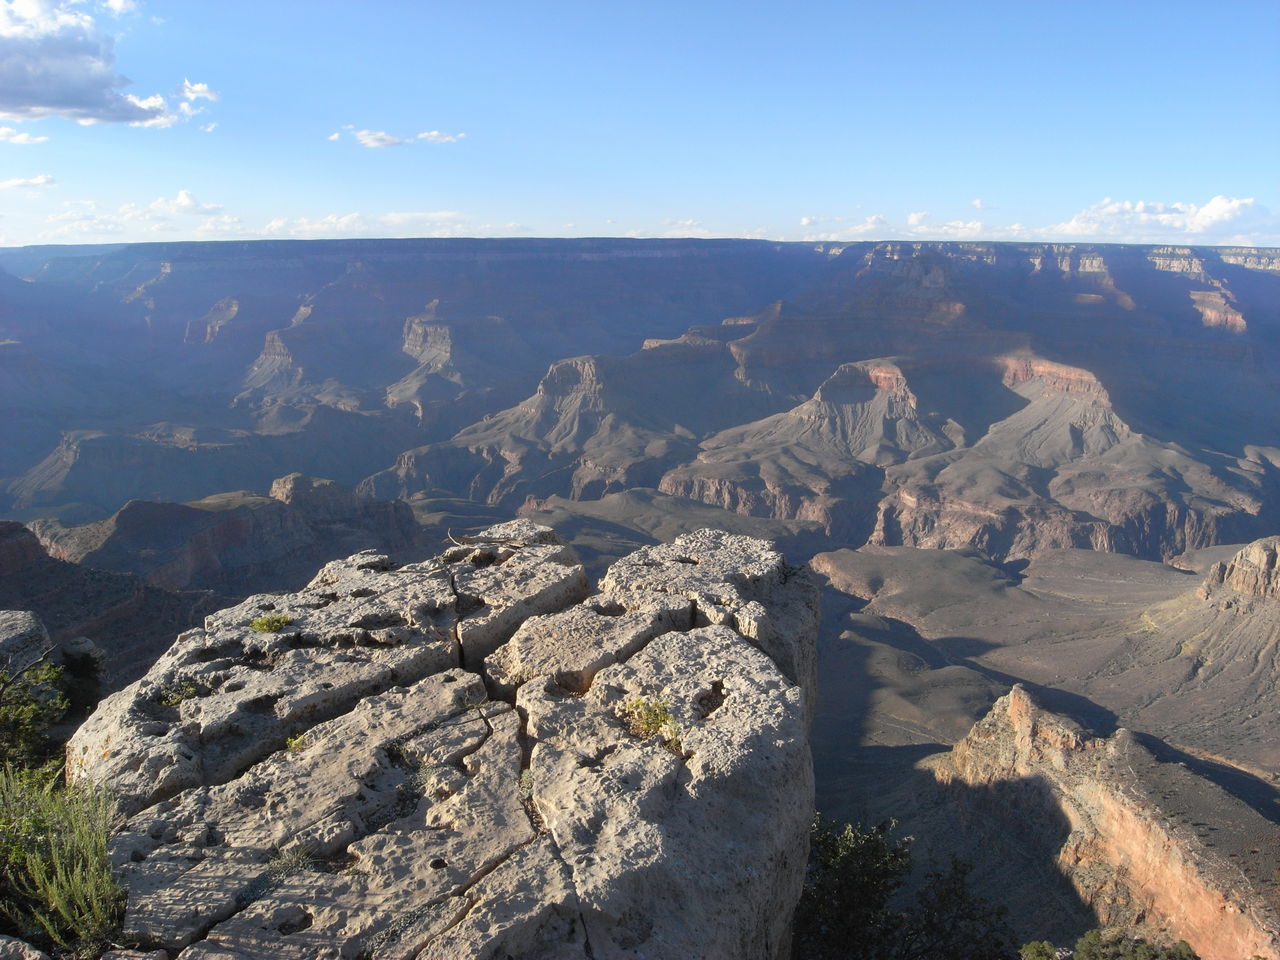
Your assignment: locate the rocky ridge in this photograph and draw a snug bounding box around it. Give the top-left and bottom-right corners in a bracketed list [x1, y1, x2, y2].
[934, 686, 1280, 960]
[67, 522, 818, 959]
[31, 474, 421, 594]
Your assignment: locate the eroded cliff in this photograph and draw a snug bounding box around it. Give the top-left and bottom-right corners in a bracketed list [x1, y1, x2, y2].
[934, 686, 1280, 960]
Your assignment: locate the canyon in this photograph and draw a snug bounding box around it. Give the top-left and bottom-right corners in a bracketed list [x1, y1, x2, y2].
[3, 237, 1280, 955]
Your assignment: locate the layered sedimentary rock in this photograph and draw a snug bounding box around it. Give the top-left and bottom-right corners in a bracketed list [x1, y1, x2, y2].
[68, 522, 818, 959]
[1202, 535, 1280, 601]
[934, 686, 1280, 960]
[32, 474, 420, 593]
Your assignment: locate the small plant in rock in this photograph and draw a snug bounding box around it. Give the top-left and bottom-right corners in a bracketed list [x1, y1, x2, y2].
[284, 733, 306, 753]
[157, 680, 199, 707]
[250, 614, 295, 633]
[618, 696, 682, 754]
[266, 842, 315, 877]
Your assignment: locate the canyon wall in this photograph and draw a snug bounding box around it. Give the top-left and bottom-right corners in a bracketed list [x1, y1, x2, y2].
[935, 686, 1280, 960]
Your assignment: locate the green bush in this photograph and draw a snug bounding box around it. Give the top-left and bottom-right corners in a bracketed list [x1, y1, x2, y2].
[0, 765, 123, 957]
[0, 662, 68, 769]
[793, 814, 1017, 960]
[250, 614, 295, 633]
[1072, 929, 1199, 960]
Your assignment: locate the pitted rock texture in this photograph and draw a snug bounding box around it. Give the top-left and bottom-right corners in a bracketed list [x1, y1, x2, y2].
[936, 686, 1280, 960]
[600, 528, 819, 716]
[70, 525, 817, 959]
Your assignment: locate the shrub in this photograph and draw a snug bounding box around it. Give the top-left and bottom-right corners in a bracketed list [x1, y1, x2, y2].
[157, 679, 199, 707]
[0, 661, 68, 769]
[250, 614, 295, 633]
[0, 765, 123, 957]
[618, 696, 682, 753]
[793, 814, 1017, 960]
[1072, 929, 1199, 960]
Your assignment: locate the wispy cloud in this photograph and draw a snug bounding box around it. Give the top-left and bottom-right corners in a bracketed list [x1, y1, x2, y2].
[180, 79, 217, 102]
[417, 130, 465, 143]
[262, 210, 469, 237]
[0, 173, 55, 189]
[800, 195, 1278, 245]
[0, 125, 48, 144]
[42, 188, 226, 239]
[346, 127, 467, 148]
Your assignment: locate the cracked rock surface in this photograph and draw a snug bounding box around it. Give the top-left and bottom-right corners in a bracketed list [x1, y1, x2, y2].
[69, 523, 818, 959]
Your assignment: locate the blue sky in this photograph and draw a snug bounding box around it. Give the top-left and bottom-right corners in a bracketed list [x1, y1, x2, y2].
[1, 0, 1277, 246]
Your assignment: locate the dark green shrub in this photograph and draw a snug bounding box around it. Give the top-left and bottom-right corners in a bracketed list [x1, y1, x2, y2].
[1073, 929, 1199, 960]
[0, 765, 123, 957]
[0, 661, 68, 769]
[793, 815, 1016, 960]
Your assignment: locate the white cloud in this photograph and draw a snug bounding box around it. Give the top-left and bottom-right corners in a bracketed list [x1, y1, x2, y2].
[0, 173, 54, 188]
[1045, 195, 1276, 244]
[327, 131, 340, 141]
[802, 214, 889, 241]
[0, 0, 172, 124]
[354, 129, 405, 148]
[196, 214, 247, 236]
[906, 211, 929, 227]
[971, 198, 993, 211]
[0, 125, 48, 144]
[200, 121, 216, 133]
[347, 128, 466, 148]
[180, 78, 217, 102]
[147, 189, 221, 215]
[417, 130, 464, 143]
[261, 210, 473, 239]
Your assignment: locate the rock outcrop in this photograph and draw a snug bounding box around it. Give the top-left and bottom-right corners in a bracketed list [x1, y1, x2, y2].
[1202, 535, 1280, 602]
[32, 474, 421, 594]
[68, 523, 818, 959]
[935, 686, 1280, 960]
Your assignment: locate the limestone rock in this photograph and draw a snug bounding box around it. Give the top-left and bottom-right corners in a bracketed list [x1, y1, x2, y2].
[72, 526, 817, 959]
[601, 528, 819, 709]
[483, 596, 687, 700]
[519, 626, 813, 959]
[0, 609, 51, 672]
[67, 527, 586, 817]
